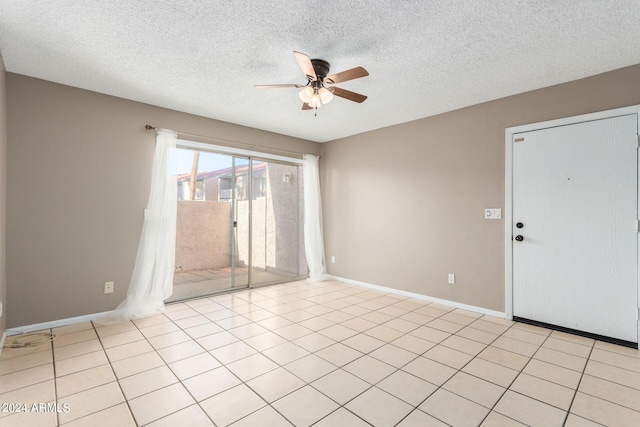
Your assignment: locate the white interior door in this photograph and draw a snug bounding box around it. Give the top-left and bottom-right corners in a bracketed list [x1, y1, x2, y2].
[512, 114, 638, 343]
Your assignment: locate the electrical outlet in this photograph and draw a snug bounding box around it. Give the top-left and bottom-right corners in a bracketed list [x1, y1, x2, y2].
[448, 274, 455, 284]
[331, 255, 336, 264]
[0, 301, 3, 317]
[104, 281, 114, 294]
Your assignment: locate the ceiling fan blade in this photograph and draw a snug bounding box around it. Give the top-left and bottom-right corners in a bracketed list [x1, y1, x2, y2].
[325, 67, 369, 85]
[331, 87, 368, 103]
[293, 51, 317, 81]
[255, 84, 305, 89]
[302, 103, 313, 110]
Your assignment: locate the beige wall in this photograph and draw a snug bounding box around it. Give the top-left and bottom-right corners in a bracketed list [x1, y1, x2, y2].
[6, 63, 640, 327]
[321, 64, 640, 312]
[6, 74, 319, 327]
[0, 56, 6, 337]
[175, 201, 232, 271]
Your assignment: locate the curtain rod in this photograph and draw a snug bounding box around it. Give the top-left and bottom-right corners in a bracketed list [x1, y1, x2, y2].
[144, 124, 309, 158]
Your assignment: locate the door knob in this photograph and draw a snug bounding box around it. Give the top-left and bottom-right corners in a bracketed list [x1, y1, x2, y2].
[516, 222, 524, 228]
[515, 235, 524, 241]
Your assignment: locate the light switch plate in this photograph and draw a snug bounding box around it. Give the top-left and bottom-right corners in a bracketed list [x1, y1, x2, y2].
[485, 208, 502, 219]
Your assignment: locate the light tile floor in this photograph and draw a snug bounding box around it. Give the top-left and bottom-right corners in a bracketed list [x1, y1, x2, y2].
[1, 280, 640, 426]
[170, 268, 297, 301]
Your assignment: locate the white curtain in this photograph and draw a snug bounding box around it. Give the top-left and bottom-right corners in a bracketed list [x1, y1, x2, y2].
[106, 129, 178, 322]
[303, 154, 329, 282]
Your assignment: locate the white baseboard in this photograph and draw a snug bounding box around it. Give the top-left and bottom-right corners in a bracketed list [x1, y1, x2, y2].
[5, 310, 116, 336]
[4, 278, 505, 339]
[329, 275, 505, 318]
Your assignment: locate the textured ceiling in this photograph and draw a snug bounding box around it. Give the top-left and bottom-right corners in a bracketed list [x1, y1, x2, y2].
[1, 1, 640, 143]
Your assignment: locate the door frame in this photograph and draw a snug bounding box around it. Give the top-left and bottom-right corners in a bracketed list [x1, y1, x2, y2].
[177, 139, 305, 166]
[504, 105, 640, 325]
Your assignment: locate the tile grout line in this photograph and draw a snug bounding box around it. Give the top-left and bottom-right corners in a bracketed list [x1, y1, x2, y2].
[271, 285, 431, 426]
[128, 312, 220, 427]
[39, 281, 640, 427]
[194, 292, 342, 427]
[481, 325, 610, 425]
[47, 323, 141, 426]
[2, 328, 65, 425]
[98, 312, 231, 426]
[562, 339, 596, 427]
[399, 315, 521, 426]
[368, 307, 521, 425]
[189, 285, 431, 426]
[241, 289, 495, 426]
[202, 286, 538, 425]
[393, 318, 605, 425]
[475, 323, 556, 426]
[193, 288, 345, 427]
[50, 328, 60, 427]
[47, 301, 492, 426]
[90, 320, 140, 427]
[92, 303, 275, 425]
[568, 362, 640, 415]
[137, 298, 341, 426]
[192, 284, 375, 424]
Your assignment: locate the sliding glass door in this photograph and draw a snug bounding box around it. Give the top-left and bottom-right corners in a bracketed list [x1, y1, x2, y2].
[169, 149, 248, 301]
[250, 159, 306, 287]
[168, 147, 306, 302]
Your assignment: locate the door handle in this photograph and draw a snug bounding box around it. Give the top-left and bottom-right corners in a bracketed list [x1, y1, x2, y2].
[515, 235, 524, 242]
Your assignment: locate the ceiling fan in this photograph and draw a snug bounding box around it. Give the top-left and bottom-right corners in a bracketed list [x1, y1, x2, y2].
[255, 51, 369, 113]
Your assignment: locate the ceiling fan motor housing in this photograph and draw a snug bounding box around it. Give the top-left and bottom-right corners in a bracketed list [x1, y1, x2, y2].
[310, 59, 330, 82]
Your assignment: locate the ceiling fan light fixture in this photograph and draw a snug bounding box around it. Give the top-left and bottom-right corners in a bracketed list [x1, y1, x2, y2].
[298, 86, 314, 103]
[318, 87, 333, 104]
[309, 93, 322, 108]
